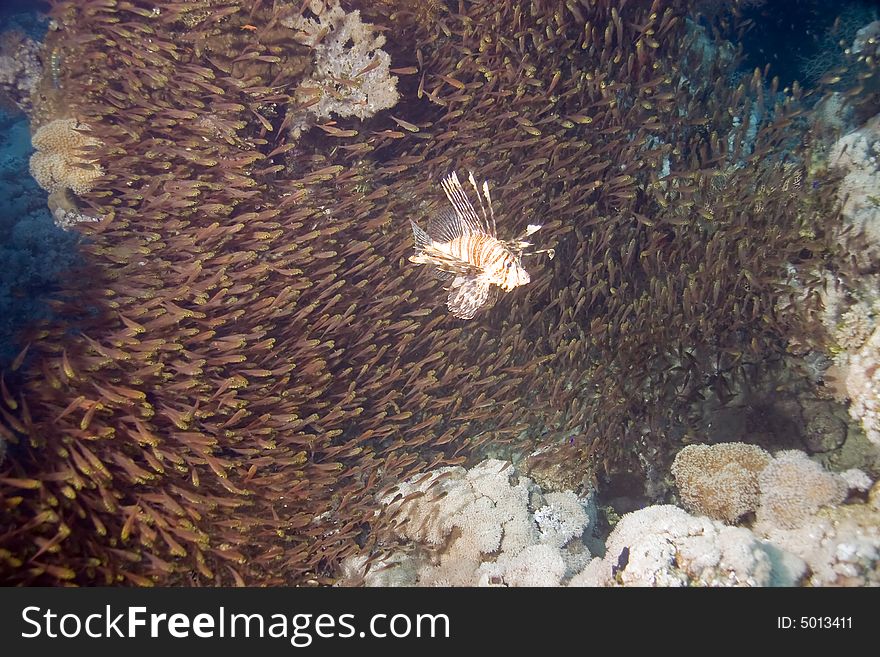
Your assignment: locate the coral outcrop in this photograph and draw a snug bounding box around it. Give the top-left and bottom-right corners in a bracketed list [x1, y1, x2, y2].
[839, 325, 880, 448]
[756, 449, 849, 529]
[284, 0, 399, 138]
[673, 442, 855, 527]
[818, 115, 880, 446]
[756, 499, 880, 586]
[28, 118, 103, 196]
[341, 459, 593, 587]
[667, 443, 879, 586]
[671, 443, 771, 523]
[574, 496, 880, 587]
[571, 505, 804, 587]
[575, 445, 878, 587]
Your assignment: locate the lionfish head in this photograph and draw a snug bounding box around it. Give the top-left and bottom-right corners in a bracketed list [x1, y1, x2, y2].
[495, 252, 530, 291]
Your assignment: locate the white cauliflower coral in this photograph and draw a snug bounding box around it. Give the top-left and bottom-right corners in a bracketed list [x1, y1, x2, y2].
[340, 459, 593, 587]
[285, 0, 400, 138]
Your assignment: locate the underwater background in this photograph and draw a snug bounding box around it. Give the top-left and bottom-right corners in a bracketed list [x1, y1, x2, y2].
[0, 0, 879, 587]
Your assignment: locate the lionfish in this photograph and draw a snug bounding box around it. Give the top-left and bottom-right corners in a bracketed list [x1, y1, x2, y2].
[409, 171, 553, 319]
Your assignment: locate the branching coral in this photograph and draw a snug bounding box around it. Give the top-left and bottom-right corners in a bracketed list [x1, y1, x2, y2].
[28, 118, 103, 196]
[671, 443, 772, 523]
[285, 0, 399, 138]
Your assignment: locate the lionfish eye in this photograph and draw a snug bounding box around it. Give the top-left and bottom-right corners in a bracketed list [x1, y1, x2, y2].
[506, 261, 513, 269]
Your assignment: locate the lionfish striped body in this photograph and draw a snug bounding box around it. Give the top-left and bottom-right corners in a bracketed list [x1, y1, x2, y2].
[409, 171, 550, 319]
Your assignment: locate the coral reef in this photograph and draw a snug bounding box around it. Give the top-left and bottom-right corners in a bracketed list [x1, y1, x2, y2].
[0, 30, 42, 113]
[341, 459, 593, 587]
[343, 447, 878, 587]
[344, 448, 879, 588]
[828, 114, 880, 267]
[818, 114, 880, 447]
[0, 0, 850, 586]
[285, 0, 399, 138]
[672, 442, 856, 529]
[760, 504, 880, 586]
[671, 443, 771, 523]
[581, 500, 880, 587]
[576, 446, 878, 587]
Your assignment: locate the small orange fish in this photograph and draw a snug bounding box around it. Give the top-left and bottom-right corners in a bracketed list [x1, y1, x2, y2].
[409, 172, 553, 319]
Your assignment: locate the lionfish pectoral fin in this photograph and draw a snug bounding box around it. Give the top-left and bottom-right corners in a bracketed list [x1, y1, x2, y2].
[447, 275, 492, 320]
[428, 266, 455, 282]
[410, 220, 431, 250]
[484, 284, 500, 309]
[414, 244, 483, 278]
[426, 206, 468, 243]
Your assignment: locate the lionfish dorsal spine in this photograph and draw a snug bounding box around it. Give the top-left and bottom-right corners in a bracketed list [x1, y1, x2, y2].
[467, 171, 497, 237]
[440, 171, 485, 236]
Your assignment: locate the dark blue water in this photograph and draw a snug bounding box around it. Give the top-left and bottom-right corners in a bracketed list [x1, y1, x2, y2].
[0, 4, 78, 367]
